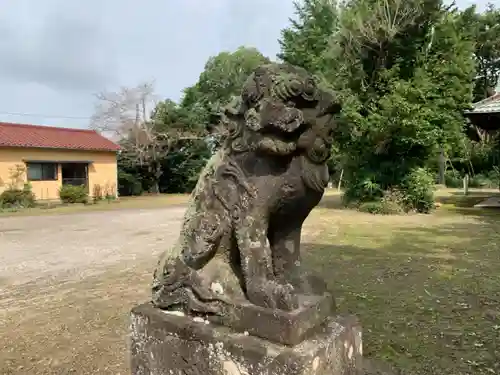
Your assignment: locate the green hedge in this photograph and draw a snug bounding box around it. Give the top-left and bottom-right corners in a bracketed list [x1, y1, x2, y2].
[59, 185, 88, 204]
[0, 184, 36, 209]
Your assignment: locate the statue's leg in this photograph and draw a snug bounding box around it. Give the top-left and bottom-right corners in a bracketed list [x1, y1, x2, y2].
[268, 223, 303, 287]
[269, 223, 328, 296]
[235, 215, 299, 311]
[152, 238, 228, 314]
[152, 255, 189, 307]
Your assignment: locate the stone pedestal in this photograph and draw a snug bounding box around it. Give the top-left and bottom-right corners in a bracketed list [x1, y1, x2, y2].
[130, 303, 363, 375]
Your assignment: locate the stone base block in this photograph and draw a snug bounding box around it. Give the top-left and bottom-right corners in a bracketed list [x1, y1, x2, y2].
[208, 293, 335, 346]
[130, 303, 363, 375]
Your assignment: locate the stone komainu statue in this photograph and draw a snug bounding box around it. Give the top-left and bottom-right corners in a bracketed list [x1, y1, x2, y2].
[152, 63, 341, 316]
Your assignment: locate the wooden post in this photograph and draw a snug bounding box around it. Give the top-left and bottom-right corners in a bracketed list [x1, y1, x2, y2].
[463, 174, 469, 196]
[337, 169, 344, 192]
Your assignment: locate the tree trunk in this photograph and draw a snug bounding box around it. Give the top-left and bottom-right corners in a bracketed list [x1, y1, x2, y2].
[151, 161, 162, 194]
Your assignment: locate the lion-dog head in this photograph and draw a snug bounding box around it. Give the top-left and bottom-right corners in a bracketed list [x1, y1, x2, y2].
[218, 63, 341, 167]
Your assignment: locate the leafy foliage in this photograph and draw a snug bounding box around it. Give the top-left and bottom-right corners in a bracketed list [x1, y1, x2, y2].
[0, 166, 36, 210]
[278, 0, 339, 73]
[459, 4, 500, 101]
[107, 47, 271, 196]
[118, 170, 143, 196]
[0, 184, 36, 209]
[185, 46, 270, 113]
[279, 0, 478, 212]
[59, 185, 89, 204]
[94, 1, 500, 206]
[159, 140, 211, 193]
[400, 167, 436, 213]
[180, 46, 271, 149]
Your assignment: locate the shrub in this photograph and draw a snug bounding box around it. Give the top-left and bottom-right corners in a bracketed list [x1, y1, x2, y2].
[444, 170, 462, 188]
[92, 184, 103, 203]
[469, 171, 500, 189]
[118, 171, 143, 196]
[105, 191, 117, 202]
[358, 201, 384, 214]
[400, 168, 436, 213]
[104, 183, 117, 202]
[343, 178, 384, 206]
[469, 173, 489, 188]
[489, 167, 500, 189]
[358, 190, 404, 215]
[59, 185, 88, 204]
[381, 190, 405, 213]
[0, 184, 36, 209]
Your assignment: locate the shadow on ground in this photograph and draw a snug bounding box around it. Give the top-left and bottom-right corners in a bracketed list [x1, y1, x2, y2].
[302, 213, 500, 375]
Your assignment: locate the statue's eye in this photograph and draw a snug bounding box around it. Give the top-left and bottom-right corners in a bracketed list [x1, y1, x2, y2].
[303, 79, 316, 96]
[289, 80, 302, 94]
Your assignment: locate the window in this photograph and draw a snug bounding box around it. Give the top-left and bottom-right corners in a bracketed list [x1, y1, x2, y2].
[26, 163, 58, 181]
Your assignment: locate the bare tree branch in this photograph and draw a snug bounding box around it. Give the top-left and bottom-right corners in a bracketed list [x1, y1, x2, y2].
[339, 0, 420, 58]
[91, 81, 158, 141]
[91, 81, 207, 193]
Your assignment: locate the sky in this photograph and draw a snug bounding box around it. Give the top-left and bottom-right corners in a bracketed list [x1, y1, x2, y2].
[0, 0, 490, 129]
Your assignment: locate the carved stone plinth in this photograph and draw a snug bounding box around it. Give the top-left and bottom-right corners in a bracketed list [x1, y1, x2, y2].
[130, 303, 363, 375]
[207, 293, 335, 346]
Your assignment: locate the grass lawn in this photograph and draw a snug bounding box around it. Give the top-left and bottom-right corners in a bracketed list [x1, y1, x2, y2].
[0, 186, 495, 217]
[0, 193, 191, 217]
[300, 190, 500, 374]
[1, 188, 499, 374]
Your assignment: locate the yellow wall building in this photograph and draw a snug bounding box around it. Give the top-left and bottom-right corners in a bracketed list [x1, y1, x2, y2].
[0, 122, 120, 201]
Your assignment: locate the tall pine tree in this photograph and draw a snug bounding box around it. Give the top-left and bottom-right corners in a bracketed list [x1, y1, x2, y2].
[278, 0, 475, 212]
[278, 0, 339, 74]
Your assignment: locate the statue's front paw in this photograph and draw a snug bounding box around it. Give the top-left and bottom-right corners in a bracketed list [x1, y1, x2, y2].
[275, 282, 299, 311]
[247, 280, 299, 311]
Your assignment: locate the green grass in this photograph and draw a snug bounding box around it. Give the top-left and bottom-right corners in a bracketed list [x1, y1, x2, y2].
[0, 186, 496, 218]
[0, 194, 190, 217]
[1, 187, 499, 373]
[302, 191, 500, 375]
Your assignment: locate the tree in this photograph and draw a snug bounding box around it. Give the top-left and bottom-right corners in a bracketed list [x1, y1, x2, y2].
[159, 139, 211, 193]
[334, 0, 475, 211]
[278, 0, 339, 74]
[179, 46, 271, 148]
[189, 46, 271, 109]
[278, 0, 475, 212]
[91, 82, 204, 193]
[91, 82, 163, 192]
[459, 4, 500, 101]
[91, 81, 157, 141]
[180, 46, 270, 126]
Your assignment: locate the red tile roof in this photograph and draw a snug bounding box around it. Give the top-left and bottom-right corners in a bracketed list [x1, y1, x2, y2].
[0, 122, 120, 152]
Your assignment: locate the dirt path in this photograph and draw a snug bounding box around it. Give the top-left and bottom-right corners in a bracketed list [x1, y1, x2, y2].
[2, 201, 494, 374]
[0, 207, 185, 285]
[0, 207, 185, 375]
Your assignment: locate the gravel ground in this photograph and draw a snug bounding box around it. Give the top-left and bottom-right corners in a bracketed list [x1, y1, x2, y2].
[0, 208, 185, 286]
[0, 207, 185, 375]
[1, 200, 489, 375]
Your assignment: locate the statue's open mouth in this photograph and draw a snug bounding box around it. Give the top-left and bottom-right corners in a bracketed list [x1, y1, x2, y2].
[251, 124, 309, 156]
[258, 120, 308, 142]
